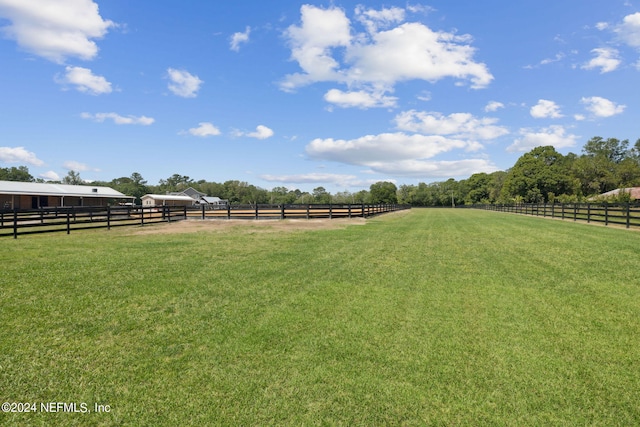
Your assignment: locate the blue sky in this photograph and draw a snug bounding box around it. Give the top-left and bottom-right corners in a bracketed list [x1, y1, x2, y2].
[1, 1, 640, 192]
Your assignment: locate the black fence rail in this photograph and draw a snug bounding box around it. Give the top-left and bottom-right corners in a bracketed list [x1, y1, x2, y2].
[185, 203, 409, 220]
[469, 202, 640, 229]
[0, 205, 186, 239]
[1, 203, 409, 238]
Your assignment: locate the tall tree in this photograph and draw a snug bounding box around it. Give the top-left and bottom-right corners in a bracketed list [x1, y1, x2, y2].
[501, 146, 573, 203]
[583, 136, 629, 164]
[369, 181, 398, 204]
[62, 170, 84, 185]
[0, 166, 34, 182]
[312, 186, 331, 204]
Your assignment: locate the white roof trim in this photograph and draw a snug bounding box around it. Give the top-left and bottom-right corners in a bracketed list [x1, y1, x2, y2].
[141, 194, 195, 202]
[0, 180, 134, 198]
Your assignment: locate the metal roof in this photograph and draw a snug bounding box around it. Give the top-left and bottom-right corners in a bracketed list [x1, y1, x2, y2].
[0, 180, 134, 199]
[599, 187, 640, 199]
[202, 196, 225, 203]
[141, 194, 195, 201]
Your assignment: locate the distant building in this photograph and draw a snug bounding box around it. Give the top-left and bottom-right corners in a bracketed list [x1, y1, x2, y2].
[164, 187, 228, 207]
[141, 194, 196, 207]
[200, 196, 228, 207]
[0, 180, 134, 209]
[169, 187, 206, 200]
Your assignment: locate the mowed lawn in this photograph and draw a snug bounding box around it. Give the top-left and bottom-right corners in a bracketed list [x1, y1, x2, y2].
[1, 209, 639, 426]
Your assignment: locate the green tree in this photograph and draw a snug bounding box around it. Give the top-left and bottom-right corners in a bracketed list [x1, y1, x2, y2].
[501, 146, 574, 203]
[312, 186, 331, 204]
[62, 170, 84, 185]
[157, 174, 194, 193]
[109, 173, 149, 203]
[268, 186, 298, 204]
[583, 136, 629, 164]
[461, 173, 491, 205]
[0, 166, 34, 182]
[369, 181, 398, 204]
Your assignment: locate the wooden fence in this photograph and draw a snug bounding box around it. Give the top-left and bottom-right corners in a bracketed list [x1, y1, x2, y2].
[186, 203, 408, 220]
[0, 205, 186, 239]
[469, 202, 640, 229]
[1, 203, 409, 239]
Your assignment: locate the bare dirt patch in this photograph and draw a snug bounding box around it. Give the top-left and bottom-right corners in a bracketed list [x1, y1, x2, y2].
[129, 217, 367, 236]
[128, 209, 411, 236]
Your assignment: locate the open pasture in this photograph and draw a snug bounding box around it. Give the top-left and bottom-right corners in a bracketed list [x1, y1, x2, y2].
[1, 209, 639, 425]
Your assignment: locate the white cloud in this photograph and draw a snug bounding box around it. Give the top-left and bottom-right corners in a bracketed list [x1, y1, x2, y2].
[261, 173, 359, 186]
[281, 5, 492, 102]
[394, 110, 509, 141]
[580, 96, 626, 117]
[417, 91, 431, 101]
[540, 52, 566, 65]
[187, 122, 221, 137]
[324, 88, 397, 108]
[167, 68, 203, 98]
[615, 12, 640, 48]
[281, 5, 351, 91]
[484, 101, 504, 112]
[507, 125, 579, 152]
[355, 5, 405, 33]
[230, 26, 250, 51]
[363, 158, 498, 177]
[530, 99, 563, 119]
[306, 132, 471, 165]
[582, 47, 621, 73]
[57, 66, 112, 95]
[63, 160, 90, 171]
[81, 112, 154, 125]
[39, 171, 60, 181]
[0, 0, 114, 63]
[0, 146, 44, 166]
[346, 22, 493, 89]
[246, 125, 274, 140]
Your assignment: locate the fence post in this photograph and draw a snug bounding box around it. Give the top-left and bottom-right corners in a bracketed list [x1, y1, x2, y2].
[67, 209, 71, 234]
[605, 203, 609, 226]
[362, 203, 365, 218]
[329, 204, 333, 219]
[227, 204, 231, 220]
[141, 207, 145, 226]
[255, 204, 259, 220]
[561, 204, 565, 220]
[348, 204, 352, 218]
[573, 204, 577, 222]
[281, 204, 285, 220]
[587, 204, 590, 223]
[13, 208, 18, 239]
[107, 206, 111, 230]
[625, 202, 631, 228]
[306, 204, 310, 220]
[202, 204, 205, 220]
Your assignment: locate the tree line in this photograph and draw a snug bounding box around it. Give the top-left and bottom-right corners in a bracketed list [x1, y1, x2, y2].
[3, 136, 640, 206]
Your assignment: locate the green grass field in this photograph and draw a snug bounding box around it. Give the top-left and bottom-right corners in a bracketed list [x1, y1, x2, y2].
[1, 209, 639, 426]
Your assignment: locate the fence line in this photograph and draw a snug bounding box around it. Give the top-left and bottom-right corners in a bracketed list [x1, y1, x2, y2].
[186, 203, 408, 221]
[1, 203, 409, 239]
[468, 202, 640, 229]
